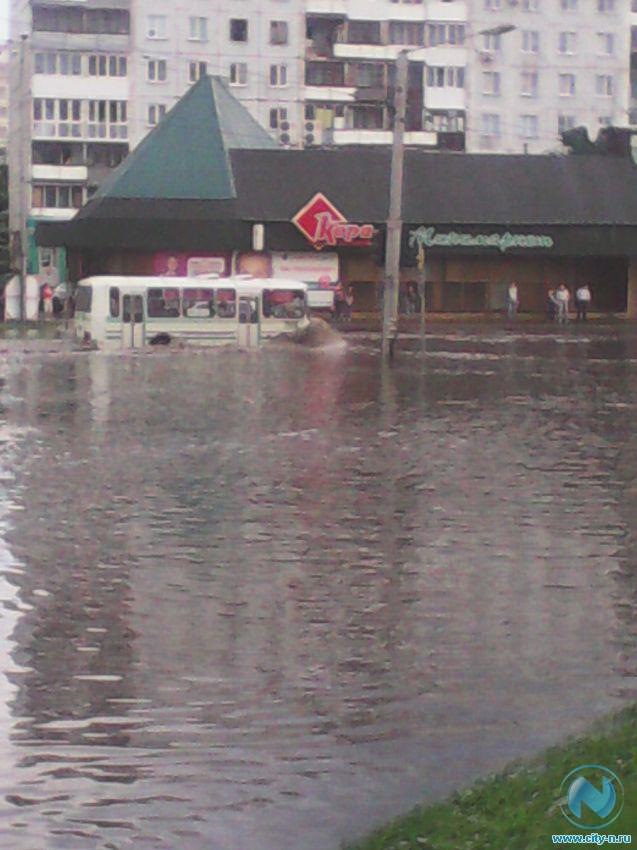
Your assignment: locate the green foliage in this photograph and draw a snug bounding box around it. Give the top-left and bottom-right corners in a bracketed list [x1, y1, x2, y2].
[347, 704, 637, 850]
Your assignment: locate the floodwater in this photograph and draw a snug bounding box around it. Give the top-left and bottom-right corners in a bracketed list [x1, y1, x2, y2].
[0, 325, 635, 850]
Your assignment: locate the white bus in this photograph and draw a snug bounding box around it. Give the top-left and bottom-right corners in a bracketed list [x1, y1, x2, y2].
[72, 276, 310, 350]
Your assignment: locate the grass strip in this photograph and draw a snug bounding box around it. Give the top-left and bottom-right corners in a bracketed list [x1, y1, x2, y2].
[346, 703, 637, 850]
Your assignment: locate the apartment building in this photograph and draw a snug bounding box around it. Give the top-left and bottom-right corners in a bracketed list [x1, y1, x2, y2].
[0, 44, 9, 155]
[468, 0, 631, 153]
[304, 0, 465, 149]
[7, 0, 635, 290]
[303, 0, 631, 153]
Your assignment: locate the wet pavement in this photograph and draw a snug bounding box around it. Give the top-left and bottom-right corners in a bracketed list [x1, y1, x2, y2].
[0, 324, 635, 850]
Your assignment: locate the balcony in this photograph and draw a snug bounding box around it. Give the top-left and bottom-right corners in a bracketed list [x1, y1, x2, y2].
[33, 120, 128, 141]
[423, 88, 466, 111]
[325, 128, 437, 146]
[305, 0, 347, 15]
[305, 85, 356, 101]
[334, 43, 408, 61]
[32, 164, 88, 182]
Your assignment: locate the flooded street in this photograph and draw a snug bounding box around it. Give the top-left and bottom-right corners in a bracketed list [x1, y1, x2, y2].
[0, 325, 635, 850]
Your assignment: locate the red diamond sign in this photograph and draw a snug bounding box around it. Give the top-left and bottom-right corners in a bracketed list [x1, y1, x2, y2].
[292, 193, 375, 251]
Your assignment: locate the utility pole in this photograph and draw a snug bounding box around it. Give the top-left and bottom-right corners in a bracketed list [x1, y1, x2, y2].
[417, 242, 426, 350]
[381, 49, 408, 361]
[17, 34, 29, 322]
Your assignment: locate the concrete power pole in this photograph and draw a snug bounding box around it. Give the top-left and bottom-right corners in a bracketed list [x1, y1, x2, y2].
[17, 33, 29, 322]
[381, 49, 408, 361]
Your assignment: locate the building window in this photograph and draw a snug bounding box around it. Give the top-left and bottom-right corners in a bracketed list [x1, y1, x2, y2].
[148, 104, 167, 126]
[88, 100, 128, 139]
[481, 113, 500, 135]
[147, 59, 167, 82]
[425, 23, 465, 46]
[33, 98, 82, 138]
[305, 62, 345, 86]
[270, 64, 288, 87]
[389, 22, 425, 45]
[269, 21, 289, 45]
[423, 111, 465, 132]
[147, 15, 167, 39]
[347, 21, 381, 44]
[482, 32, 501, 51]
[35, 51, 83, 75]
[482, 71, 501, 95]
[558, 114, 576, 133]
[32, 183, 83, 209]
[520, 71, 538, 97]
[350, 62, 385, 88]
[351, 105, 385, 130]
[595, 74, 614, 95]
[519, 114, 539, 138]
[426, 66, 465, 88]
[521, 31, 539, 53]
[33, 6, 129, 34]
[521, 0, 540, 10]
[189, 61, 207, 83]
[88, 54, 126, 77]
[188, 16, 208, 41]
[558, 73, 576, 96]
[229, 62, 248, 85]
[269, 107, 288, 130]
[230, 19, 248, 42]
[597, 0, 615, 10]
[597, 32, 614, 54]
[560, 0, 578, 10]
[484, 0, 501, 9]
[558, 32, 577, 54]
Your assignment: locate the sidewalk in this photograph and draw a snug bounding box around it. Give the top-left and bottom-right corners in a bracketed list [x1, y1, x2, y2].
[330, 312, 629, 334]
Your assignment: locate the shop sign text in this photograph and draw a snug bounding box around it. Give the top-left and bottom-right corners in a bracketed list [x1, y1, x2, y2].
[293, 193, 375, 251]
[409, 226, 554, 253]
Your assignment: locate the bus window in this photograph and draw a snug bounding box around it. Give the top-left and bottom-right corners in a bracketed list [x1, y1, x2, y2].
[75, 285, 92, 313]
[109, 287, 120, 318]
[183, 288, 215, 318]
[216, 288, 236, 318]
[148, 287, 180, 318]
[263, 289, 305, 319]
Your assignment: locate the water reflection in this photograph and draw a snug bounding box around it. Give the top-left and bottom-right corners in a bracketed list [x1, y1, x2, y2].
[0, 327, 635, 850]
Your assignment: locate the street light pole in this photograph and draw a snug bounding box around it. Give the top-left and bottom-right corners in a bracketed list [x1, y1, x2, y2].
[381, 49, 408, 361]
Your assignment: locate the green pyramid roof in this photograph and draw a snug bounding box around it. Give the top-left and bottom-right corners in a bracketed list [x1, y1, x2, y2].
[94, 76, 276, 201]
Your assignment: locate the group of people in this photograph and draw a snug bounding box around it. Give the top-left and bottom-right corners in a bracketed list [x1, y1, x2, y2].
[505, 282, 592, 323]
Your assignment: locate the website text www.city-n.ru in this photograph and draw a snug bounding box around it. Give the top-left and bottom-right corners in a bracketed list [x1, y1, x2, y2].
[551, 834, 632, 844]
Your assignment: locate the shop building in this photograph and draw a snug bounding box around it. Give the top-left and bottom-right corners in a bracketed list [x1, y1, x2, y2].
[37, 76, 637, 317]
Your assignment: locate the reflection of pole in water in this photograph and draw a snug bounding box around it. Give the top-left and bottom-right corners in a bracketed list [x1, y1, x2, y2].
[89, 354, 111, 435]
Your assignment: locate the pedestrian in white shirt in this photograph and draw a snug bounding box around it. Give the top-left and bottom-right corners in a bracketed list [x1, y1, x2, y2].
[575, 284, 591, 321]
[555, 284, 570, 324]
[506, 282, 519, 320]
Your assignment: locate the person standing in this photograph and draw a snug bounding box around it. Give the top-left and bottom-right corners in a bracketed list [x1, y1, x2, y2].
[555, 283, 570, 324]
[547, 289, 560, 321]
[506, 281, 520, 319]
[575, 284, 591, 321]
[343, 286, 354, 323]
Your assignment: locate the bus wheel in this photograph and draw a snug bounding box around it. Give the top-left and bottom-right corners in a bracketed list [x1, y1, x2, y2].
[149, 333, 172, 346]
